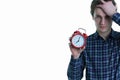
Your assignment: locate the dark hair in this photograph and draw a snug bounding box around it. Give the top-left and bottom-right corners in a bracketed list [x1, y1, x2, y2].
[90, 0, 116, 16]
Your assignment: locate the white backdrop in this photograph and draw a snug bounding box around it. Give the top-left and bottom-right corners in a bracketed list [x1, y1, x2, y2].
[0, 0, 120, 80]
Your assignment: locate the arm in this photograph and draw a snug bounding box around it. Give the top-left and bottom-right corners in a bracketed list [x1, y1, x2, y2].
[112, 13, 120, 26]
[67, 52, 85, 80]
[97, 0, 120, 25]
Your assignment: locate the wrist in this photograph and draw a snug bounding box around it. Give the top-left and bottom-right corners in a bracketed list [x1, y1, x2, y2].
[72, 54, 81, 59]
[110, 11, 117, 17]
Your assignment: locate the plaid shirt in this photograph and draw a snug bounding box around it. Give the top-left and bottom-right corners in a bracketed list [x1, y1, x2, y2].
[67, 13, 120, 80]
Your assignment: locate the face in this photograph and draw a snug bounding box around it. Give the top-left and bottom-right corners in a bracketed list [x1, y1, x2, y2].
[93, 7, 112, 34]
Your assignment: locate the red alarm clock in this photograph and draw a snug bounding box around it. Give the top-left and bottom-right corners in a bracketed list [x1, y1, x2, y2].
[70, 28, 88, 49]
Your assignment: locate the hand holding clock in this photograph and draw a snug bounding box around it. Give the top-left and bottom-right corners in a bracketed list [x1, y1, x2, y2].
[69, 43, 85, 59]
[69, 29, 87, 59]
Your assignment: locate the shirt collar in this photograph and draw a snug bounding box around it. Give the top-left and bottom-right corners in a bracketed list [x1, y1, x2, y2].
[93, 29, 120, 39]
[111, 29, 120, 39]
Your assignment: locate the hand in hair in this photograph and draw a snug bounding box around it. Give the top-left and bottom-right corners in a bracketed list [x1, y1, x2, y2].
[97, 0, 117, 17]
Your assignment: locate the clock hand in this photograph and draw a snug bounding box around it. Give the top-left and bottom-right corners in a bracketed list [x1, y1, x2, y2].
[76, 37, 80, 43]
[78, 37, 80, 41]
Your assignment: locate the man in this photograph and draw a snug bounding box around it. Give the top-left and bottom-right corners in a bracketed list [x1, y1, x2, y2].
[67, 0, 120, 80]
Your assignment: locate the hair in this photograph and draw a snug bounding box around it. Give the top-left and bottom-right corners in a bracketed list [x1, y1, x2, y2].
[90, 0, 116, 16]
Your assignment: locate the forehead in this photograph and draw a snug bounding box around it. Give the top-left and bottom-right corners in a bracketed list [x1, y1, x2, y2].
[94, 7, 106, 16]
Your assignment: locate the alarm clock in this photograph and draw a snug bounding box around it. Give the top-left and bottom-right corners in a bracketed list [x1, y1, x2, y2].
[70, 28, 88, 49]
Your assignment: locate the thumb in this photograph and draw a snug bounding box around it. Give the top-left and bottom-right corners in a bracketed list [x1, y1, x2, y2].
[100, 0, 106, 4]
[96, 4, 103, 9]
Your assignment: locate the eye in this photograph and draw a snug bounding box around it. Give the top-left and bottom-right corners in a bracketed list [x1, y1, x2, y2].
[105, 15, 111, 19]
[94, 15, 101, 20]
[95, 15, 101, 19]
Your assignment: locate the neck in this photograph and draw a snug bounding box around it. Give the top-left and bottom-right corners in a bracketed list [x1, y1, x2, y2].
[98, 29, 111, 40]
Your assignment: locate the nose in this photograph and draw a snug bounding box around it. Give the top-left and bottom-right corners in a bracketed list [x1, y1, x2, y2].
[100, 18, 105, 25]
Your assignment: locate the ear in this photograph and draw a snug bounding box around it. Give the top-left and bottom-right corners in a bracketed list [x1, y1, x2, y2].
[115, 5, 117, 11]
[92, 16, 94, 20]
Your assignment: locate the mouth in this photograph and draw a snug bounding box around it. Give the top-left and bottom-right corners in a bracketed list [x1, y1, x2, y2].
[100, 26, 106, 29]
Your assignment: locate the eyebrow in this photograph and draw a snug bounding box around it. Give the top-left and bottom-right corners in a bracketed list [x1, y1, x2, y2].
[95, 14, 111, 19]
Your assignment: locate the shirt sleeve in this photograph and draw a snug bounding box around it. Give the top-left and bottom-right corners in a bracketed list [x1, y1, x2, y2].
[67, 52, 85, 80]
[112, 12, 120, 26]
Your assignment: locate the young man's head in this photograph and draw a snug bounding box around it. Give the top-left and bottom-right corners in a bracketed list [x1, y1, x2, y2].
[90, 0, 116, 34]
[90, 0, 116, 17]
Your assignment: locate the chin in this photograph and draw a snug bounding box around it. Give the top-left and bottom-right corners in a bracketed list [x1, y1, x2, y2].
[98, 28, 108, 33]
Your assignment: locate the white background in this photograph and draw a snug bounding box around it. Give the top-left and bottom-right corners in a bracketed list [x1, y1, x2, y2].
[0, 0, 120, 80]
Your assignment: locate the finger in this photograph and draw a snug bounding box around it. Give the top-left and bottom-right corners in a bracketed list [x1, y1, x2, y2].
[68, 43, 71, 47]
[81, 47, 85, 51]
[100, 0, 106, 4]
[106, 0, 112, 1]
[68, 43, 73, 48]
[68, 43, 72, 51]
[96, 5, 102, 8]
[69, 37, 70, 40]
[81, 46, 85, 50]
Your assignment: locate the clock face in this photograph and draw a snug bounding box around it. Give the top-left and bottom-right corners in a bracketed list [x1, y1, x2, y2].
[71, 35, 84, 48]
